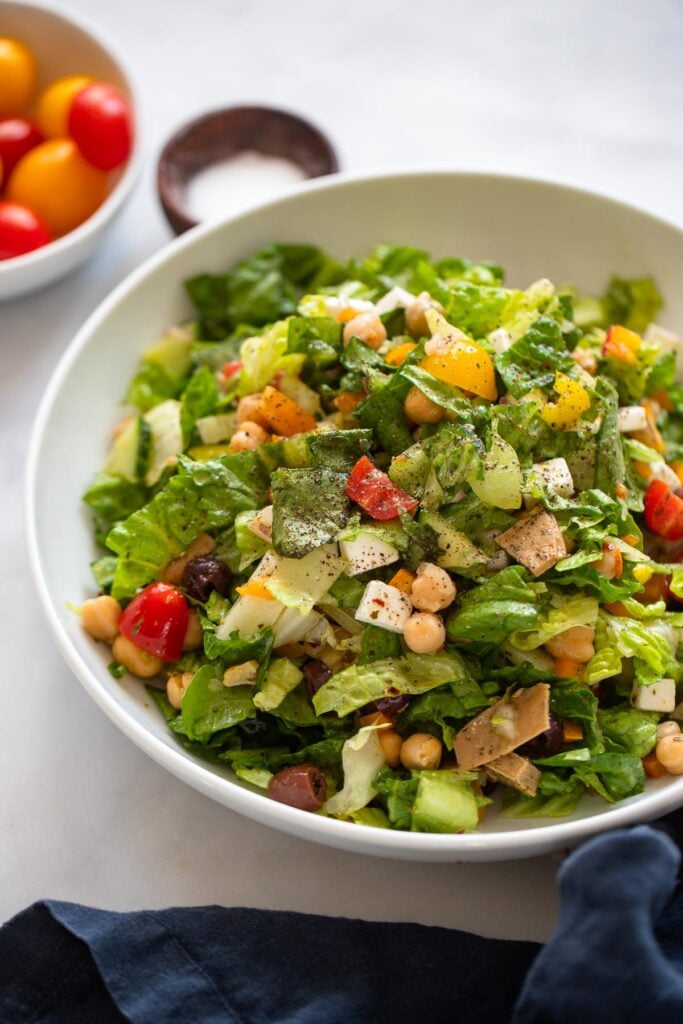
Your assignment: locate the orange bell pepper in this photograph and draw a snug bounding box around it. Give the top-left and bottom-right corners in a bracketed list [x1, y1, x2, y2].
[235, 581, 275, 600]
[562, 720, 584, 743]
[602, 325, 641, 365]
[554, 657, 584, 679]
[333, 390, 364, 413]
[259, 385, 317, 437]
[630, 398, 665, 453]
[388, 567, 416, 595]
[385, 342, 416, 366]
[420, 341, 497, 400]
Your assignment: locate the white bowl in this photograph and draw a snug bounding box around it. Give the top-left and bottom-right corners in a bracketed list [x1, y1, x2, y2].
[26, 170, 683, 861]
[0, 1, 140, 300]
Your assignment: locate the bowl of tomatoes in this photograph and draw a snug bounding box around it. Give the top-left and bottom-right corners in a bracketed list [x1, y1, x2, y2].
[0, 2, 140, 299]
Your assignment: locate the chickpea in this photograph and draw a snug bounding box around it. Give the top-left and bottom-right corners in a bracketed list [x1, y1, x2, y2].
[237, 393, 269, 427]
[112, 634, 163, 678]
[545, 625, 595, 664]
[400, 733, 443, 770]
[657, 721, 681, 740]
[655, 734, 683, 775]
[81, 595, 121, 644]
[411, 563, 457, 613]
[405, 293, 445, 340]
[404, 386, 444, 424]
[167, 671, 194, 709]
[403, 612, 446, 654]
[342, 312, 387, 351]
[229, 421, 269, 452]
[378, 729, 403, 769]
[183, 608, 203, 651]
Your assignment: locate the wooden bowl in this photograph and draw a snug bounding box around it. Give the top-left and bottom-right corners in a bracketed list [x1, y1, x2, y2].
[157, 105, 339, 234]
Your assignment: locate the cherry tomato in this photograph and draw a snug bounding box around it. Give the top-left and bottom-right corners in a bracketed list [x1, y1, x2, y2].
[0, 117, 43, 177]
[643, 479, 683, 542]
[0, 154, 3, 189]
[119, 583, 189, 662]
[0, 38, 37, 117]
[69, 82, 133, 171]
[8, 139, 107, 236]
[0, 200, 52, 259]
[345, 455, 419, 521]
[35, 74, 91, 138]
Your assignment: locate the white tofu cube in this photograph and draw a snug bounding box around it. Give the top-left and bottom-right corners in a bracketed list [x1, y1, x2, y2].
[617, 406, 648, 433]
[632, 678, 677, 713]
[374, 286, 415, 314]
[340, 532, 400, 576]
[355, 580, 413, 633]
[532, 458, 574, 498]
[488, 328, 513, 354]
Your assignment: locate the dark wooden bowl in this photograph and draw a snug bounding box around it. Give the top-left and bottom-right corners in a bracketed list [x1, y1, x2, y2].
[157, 105, 339, 235]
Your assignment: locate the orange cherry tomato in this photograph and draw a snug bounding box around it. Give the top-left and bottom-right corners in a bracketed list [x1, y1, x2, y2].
[8, 139, 107, 235]
[35, 75, 91, 138]
[0, 38, 37, 117]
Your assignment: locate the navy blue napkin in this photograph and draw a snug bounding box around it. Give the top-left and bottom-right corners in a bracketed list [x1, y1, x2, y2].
[1, 814, 682, 1024]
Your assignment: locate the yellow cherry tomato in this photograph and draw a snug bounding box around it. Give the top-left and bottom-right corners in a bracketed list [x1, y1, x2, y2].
[0, 37, 37, 117]
[35, 75, 91, 138]
[8, 139, 107, 235]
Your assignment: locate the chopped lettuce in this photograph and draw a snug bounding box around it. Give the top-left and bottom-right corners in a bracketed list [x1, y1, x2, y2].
[253, 658, 304, 712]
[106, 453, 269, 600]
[271, 467, 350, 558]
[313, 649, 471, 717]
[324, 726, 386, 817]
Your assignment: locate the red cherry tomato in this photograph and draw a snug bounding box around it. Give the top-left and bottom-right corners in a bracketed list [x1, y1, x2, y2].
[222, 360, 242, 379]
[0, 199, 52, 259]
[345, 455, 419, 521]
[119, 582, 189, 662]
[68, 82, 132, 171]
[0, 117, 43, 176]
[643, 479, 683, 542]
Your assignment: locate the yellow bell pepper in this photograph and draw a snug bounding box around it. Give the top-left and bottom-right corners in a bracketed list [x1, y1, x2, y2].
[540, 372, 591, 430]
[385, 342, 416, 366]
[421, 341, 497, 401]
[235, 581, 275, 600]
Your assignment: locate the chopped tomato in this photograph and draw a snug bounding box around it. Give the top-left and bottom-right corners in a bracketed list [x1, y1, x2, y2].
[119, 582, 189, 662]
[346, 455, 418, 521]
[643, 479, 683, 541]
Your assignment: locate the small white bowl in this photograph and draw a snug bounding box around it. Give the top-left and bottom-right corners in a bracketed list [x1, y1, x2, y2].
[0, 1, 140, 300]
[26, 170, 683, 861]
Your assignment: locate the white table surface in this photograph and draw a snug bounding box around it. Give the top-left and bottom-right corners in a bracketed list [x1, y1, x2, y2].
[2, 0, 683, 941]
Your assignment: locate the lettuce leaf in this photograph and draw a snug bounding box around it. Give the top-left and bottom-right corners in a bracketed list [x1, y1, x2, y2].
[598, 705, 658, 759]
[179, 666, 256, 742]
[271, 467, 350, 558]
[83, 473, 148, 546]
[254, 658, 304, 712]
[446, 566, 547, 645]
[106, 453, 269, 600]
[495, 317, 575, 398]
[509, 594, 599, 651]
[324, 726, 386, 816]
[313, 649, 471, 717]
[186, 244, 341, 339]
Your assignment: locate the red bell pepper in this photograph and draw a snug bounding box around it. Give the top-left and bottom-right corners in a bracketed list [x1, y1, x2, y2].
[643, 479, 683, 542]
[222, 360, 242, 379]
[119, 582, 189, 662]
[345, 455, 418, 521]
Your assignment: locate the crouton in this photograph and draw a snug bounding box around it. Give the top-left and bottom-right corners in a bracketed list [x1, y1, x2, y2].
[454, 683, 551, 770]
[496, 508, 566, 577]
[484, 751, 541, 797]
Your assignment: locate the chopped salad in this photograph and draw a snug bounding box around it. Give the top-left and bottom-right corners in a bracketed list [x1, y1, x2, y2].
[80, 242, 683, 833]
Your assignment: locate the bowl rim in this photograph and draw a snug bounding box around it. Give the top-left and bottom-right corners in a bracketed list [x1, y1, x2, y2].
[25, 167, 683, 858]
[0, 0, 142, 273]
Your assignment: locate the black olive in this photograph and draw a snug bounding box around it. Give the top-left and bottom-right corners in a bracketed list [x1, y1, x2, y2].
[181, 555, 231, 603]
[268, 764, 327, 811]
[359, 695, 410, 718]
[303, 658, 332, 697]
[518, 714, 563, 758]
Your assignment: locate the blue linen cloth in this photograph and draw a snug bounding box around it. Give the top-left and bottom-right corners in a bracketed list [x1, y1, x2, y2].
[1, 815, 682, 1024]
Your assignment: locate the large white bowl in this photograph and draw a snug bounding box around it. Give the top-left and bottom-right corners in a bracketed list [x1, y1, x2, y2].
[0, 1, 141, 300]
[26, 170, 683, 861]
